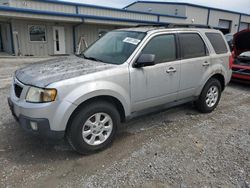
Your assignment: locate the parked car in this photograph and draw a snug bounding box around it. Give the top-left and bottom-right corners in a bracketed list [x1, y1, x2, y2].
[8, 26, 232, 154]
[231, 29, 250, 82]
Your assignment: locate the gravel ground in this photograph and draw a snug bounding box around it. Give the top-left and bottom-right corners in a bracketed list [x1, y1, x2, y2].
[0, 58, 249, 188]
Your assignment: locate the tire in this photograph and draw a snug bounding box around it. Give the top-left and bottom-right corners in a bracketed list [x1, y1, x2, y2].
[196, 78, 222, 113]
[66, 100, 120, 155]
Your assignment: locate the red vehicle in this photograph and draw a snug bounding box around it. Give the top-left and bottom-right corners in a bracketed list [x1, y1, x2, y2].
[231, 29, 250, 82]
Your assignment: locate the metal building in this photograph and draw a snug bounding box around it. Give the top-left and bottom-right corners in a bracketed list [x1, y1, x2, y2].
[125, 1, 250, 34]
[0, 0, 249, 57]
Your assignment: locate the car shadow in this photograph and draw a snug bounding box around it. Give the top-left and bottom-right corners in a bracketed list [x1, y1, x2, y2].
[3, 102, 199, 166]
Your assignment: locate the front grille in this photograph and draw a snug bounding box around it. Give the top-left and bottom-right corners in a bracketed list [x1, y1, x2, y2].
[14, 84, 23, 98]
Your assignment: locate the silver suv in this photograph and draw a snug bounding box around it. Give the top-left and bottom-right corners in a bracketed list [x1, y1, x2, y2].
[8, 26, 232, 154]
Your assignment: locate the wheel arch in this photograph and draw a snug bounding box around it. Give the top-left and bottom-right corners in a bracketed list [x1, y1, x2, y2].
[196, 72, 226, 97]
[65, 95, 127, 134]
[210, 73, 225, 91]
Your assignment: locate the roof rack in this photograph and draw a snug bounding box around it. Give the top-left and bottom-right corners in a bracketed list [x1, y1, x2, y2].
[136, 23, 214, 29]
[135, 23, 164, 27]
[167, 23, 213, 29]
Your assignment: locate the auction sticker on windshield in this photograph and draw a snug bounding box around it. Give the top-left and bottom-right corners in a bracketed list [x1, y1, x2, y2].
[123, 37, 141, 45]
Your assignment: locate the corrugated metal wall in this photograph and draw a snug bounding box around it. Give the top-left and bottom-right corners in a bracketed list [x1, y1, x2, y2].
[0, 0, 9, 6]
[125, 2, 186, 17]
[10, 0, 76, 14]
[185, 6, 209, 24]
[74, 23, 116, 50]
[78, 7, 157, 22]
[0, 10, 81, 22]
[159, 16, 187, 24]
[208, 10, 240, 33]
[11, 20, 74, 56]
[241, 15, 250, 24]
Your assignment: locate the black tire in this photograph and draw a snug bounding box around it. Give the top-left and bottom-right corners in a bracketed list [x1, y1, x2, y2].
[66, 100, 120, 155]
[196, 78, 222, 113]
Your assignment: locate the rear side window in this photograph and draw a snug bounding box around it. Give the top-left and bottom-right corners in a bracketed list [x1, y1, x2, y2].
[142, 34, 177, 64]
[206, 33, 228, 54]
[179, 33, 208, 59]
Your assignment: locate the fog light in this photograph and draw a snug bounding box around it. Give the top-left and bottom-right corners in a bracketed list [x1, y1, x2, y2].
[30, 121, 38, 131]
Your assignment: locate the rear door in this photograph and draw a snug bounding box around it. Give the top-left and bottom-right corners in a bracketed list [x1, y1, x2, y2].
[177, 32, 211, 100]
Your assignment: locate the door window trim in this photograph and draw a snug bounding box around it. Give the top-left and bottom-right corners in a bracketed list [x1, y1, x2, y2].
[178, 32, 210, 60]
[132, 32, 180, 67]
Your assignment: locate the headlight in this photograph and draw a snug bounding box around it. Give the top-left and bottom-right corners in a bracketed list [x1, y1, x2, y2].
[26, 86, 57, 103]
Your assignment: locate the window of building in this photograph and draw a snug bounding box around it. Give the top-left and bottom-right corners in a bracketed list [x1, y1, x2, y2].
[206, 33, 228, 54]
[29, 25, 46, 42]
[142, 34, 177, 64]
[179, 33, 207, 59]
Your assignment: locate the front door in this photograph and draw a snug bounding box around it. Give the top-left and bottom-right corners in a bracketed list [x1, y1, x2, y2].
[130, 33, 180, 112]
[53, 26, 66, 55]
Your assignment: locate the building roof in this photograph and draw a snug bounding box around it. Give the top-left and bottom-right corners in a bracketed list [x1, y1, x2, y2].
[124, 1, 250, 17]
[0, 0, 189, 25]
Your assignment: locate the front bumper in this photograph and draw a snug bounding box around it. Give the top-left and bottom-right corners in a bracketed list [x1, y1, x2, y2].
[8, 97, 65, 140]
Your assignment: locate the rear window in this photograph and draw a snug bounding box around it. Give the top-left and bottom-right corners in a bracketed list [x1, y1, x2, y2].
[179, 33, 208, 59]
[206, 33, 228, 54]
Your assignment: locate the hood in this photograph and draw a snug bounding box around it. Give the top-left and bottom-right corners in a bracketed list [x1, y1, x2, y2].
[15, 56, 117, 88]
[233, 29, 250, 57]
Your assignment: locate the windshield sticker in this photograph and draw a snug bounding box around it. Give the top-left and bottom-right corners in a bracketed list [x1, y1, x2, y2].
[123, 37, 141, 45]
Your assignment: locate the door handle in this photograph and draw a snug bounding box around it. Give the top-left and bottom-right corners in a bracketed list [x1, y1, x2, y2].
[166, 67, 177, 73]
[202, 61, 210, 67]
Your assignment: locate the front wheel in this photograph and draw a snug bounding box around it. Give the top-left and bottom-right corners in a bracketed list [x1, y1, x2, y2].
[196, 78, 222, 113]
[66, 101, 120, 155]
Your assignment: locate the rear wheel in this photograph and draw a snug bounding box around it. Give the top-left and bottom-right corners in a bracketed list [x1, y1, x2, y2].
[196, 78, 222, 113]
[67, 101, 120, 155]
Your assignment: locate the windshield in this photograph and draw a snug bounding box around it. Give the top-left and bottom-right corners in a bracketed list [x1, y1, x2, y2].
[82, 31, 146, 65]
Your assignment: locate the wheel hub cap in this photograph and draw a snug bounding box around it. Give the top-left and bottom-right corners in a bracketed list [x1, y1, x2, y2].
[82, 113, 113, 146]
[205, 86, 219, 108]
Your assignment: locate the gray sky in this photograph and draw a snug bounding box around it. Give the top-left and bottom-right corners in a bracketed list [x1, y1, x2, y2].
[62, 0, 250, 14]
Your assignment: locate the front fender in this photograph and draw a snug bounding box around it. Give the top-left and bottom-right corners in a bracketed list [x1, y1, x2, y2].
[63, 81, 131, 117]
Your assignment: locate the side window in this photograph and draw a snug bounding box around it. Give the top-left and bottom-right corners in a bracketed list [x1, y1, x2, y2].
[179, 33, 207, 59]
[206, 33, 228, 54]
[142, 34, 177, 64]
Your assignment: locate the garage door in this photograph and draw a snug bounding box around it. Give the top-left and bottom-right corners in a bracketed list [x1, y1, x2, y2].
[239, 22, 249, 31]
[218, 19, 232, 34]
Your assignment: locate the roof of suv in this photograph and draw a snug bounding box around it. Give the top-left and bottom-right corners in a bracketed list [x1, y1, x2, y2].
[118, 25, 220, 33]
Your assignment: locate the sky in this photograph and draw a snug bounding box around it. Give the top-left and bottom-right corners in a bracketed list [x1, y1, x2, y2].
[61, 0, 250, 14]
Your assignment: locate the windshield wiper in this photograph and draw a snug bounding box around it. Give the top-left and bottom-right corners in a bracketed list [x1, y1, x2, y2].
[81, 54, 104, 63]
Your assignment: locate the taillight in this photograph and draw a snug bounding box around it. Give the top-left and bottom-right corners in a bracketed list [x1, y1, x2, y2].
[229, 52, 234, 69]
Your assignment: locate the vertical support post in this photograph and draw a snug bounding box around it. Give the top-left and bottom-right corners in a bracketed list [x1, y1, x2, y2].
[206, 8, 211, 26]
[76, 5, 79, 14]
[9, 22, 15, 55]
[73, 25, 76, 53]
[238, 14, 242, 32]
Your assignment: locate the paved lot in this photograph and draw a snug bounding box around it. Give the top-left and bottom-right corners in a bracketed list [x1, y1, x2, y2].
[0, 58, 249, 188]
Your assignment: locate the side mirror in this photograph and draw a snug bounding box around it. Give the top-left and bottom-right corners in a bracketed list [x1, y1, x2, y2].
[134, 54, 155, 68]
